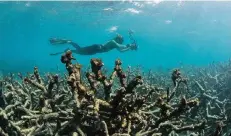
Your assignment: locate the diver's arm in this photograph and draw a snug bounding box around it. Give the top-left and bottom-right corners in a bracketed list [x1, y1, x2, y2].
[118, 46, 131, 52]
[111, 40, 132, 52]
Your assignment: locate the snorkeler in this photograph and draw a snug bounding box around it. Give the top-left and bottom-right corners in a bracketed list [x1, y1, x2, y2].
[49, 34, 138, 56]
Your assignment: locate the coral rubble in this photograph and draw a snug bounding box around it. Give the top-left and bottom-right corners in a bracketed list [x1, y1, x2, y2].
[0, 50, 231, 136]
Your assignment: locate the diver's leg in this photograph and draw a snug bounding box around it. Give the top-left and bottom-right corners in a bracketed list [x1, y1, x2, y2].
[49, 38, 81, 50]
[69, 42, 81, 50]
[76, 44, 102, 55]
[50, 48, 71, 56]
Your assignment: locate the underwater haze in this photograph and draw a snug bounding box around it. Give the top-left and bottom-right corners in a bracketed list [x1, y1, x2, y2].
[1, 1, 231, 74]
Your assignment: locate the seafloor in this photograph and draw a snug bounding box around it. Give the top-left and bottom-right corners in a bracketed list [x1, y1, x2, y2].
[0, 50, 231, 136]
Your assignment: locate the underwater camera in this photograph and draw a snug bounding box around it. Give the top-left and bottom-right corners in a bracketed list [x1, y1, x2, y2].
[130, 43, 138, 51]
[133, 43, 138, 51]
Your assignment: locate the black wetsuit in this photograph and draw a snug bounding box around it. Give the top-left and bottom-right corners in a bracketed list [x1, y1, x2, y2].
[71, 42, 106, 55]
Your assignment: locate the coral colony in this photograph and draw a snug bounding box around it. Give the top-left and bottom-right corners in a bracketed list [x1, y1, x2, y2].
[0, 50, 231, 136]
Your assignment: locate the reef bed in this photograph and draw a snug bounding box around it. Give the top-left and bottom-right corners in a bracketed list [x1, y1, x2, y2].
[0, 50, 231, 136]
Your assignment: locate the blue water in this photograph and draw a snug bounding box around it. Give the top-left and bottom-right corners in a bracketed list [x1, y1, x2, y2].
[1, 1, 231, 74]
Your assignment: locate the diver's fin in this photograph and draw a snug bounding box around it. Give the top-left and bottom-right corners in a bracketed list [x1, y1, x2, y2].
[49, 38, 71, 45]
[50, 52, 64, 56]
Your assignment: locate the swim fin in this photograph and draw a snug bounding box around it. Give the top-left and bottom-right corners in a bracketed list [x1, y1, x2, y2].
[49, 38, 71, 45]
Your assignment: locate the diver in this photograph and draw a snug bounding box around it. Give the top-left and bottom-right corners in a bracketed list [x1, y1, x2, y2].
[49, 34, 138, 56]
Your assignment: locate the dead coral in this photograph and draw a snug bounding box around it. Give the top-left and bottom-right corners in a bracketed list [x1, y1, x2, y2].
[0, 50, 230, 136]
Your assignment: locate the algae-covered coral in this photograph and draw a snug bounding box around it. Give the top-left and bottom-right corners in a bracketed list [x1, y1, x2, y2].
[0, 51, 231, 136]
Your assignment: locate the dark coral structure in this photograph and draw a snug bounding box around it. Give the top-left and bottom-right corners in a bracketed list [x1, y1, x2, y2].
[0, 50, 231, 136]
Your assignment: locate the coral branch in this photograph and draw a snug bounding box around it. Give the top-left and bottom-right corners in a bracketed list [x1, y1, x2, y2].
[0, 50, 230, 136]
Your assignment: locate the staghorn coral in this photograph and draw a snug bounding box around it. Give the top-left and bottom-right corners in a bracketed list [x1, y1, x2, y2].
[0, 50, 230, 136]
